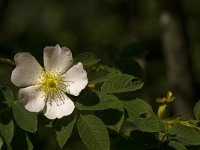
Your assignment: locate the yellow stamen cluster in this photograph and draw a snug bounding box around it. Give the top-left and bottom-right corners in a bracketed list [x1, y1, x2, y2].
[37, 70, 66, 105]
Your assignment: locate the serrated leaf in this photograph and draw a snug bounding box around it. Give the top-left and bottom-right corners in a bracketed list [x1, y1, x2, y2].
[96, 109, 124, 133]
[169, 141, 187, 150]
[76, 100, 123, 111]
[103, 66, 121, 74]
[0, 136, 3, 149]
[101, 74, 143, 94]
[169, 125, 200, 145]
[0, 87, 15, 106]
[77, 92, 124, 133]
[123, 99, 162, 132]
[12, 101, 37, 133]
[56, 114, 77, 148]
[95, 92, 124, 132]
[76, 92, 123, 111]
[194, 100, 200, 120]
[26, 134, 33, 150]
[88, 68, 110, 85]
[74, 52, 100, 69]
[96, 91, 119, 102]
[77, 115, 110, 150]
[0, 120, 14, 145]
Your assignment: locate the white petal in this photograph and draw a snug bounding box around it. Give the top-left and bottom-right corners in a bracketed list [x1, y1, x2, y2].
[19, 86, 45, 112]
[61, 63, 88, 96]
[11, 52, 43, 87]
[44, 44, 73, 74]
[43, 93, 75, 119]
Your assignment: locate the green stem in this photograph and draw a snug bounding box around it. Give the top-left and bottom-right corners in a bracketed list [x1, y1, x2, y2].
[0, 57, 15, 66]
[163, 119, 200, 131]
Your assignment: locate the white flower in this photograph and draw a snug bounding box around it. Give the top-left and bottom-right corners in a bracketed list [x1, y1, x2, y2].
[11, 45, 88, 119]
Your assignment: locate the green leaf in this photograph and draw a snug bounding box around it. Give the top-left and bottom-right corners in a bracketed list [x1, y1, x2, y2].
[169, 141, 187, 150]
[77, 92, 124, 133]
[76, 100, 123, 111]
[26, 134, 33, 150]
[103, 66, 121, 74]
[76, 93, 123, 111]
[88, 67, 110, 85]
[101, 74, 143, 94]
[74, 52, 100, 69]
[0, 120, 14, 145]
[0, 136, 3, 149]
[56, 114, 77, 148]
[110, 112, 124, 133]
[194, 100, 200, 120]
[78, 90, 99, 106]
[169, 125, 200, 146]
[77, 115, 110, 150]
[96, 109, 124, 133]
[123, 99, 162, 132]
[0, 87, 15, 106]
[12, 101, 37, 133]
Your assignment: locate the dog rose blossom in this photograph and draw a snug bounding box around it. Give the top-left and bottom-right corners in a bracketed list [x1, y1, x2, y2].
[11, 45, 88, 119]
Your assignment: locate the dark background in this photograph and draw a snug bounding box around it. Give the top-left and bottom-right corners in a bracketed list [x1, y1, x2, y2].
[0, 0, 200, 149]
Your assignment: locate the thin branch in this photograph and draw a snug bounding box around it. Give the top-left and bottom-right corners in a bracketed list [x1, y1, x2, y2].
[0, 57, 15, 66]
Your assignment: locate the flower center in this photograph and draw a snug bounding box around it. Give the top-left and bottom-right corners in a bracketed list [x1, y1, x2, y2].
[43, 78, 58, 88]
[40, 72, 61, 93]
[37, 70, 66, 104]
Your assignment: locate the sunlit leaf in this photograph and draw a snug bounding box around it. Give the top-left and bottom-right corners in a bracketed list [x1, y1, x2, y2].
[88, 67, 110, 85]
[103, 66, 121, 74]
[123, 99, 162, 132]
[76, 100, 122, 111]
[76, 92, 123, 111]
[77, 115, 110, 150]
[74, 52, 100, 69]
[12, 101, 37, 133]
[101, 74, 143, 94]
[0, 120, 14, 145]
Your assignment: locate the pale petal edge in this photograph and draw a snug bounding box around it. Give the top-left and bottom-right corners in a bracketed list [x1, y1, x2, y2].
[19, 85, 45, 112]
[43, 93, 75, 119]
